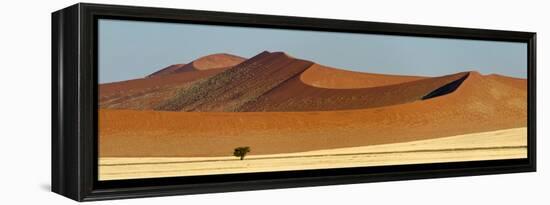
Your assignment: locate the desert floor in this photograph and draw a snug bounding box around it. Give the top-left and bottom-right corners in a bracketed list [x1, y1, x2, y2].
[99, 127, 526, 180]
[98, 52, 527, 181]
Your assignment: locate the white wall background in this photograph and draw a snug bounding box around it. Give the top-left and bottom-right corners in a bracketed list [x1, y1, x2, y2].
[0, 0, 547, 204]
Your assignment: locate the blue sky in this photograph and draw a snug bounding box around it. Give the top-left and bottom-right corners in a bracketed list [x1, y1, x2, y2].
[99, 19, 527, 83]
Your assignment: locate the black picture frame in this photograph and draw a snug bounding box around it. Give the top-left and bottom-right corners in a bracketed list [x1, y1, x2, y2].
[52, 3, 536, 201]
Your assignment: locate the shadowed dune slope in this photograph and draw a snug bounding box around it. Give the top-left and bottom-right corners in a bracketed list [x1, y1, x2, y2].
[100, 53, 246, 109]
[99, 71, 527, 157]
[100, 69, 226, 110]
[155, 51, 315, 112]
[300, 63, 425, 89]
[147, 53, 246, 78]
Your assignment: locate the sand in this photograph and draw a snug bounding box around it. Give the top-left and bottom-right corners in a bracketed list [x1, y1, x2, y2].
[100, 69, 226, 109]
[154, 51, 316, 112]
[99, 71, 526, 157]
[99, 52, 527, 113]
[147, 53, 246, 77]
[300, 63, 425, 89]
[99, 127, 527, 180]
[146, 52, 471, 112]
[98, 51, 528, 180]
[239, 71, 468, 111]
[191, 53, 246, 70]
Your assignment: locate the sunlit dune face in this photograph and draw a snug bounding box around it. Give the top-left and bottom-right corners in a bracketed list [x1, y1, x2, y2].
[300, 63, 425, 89]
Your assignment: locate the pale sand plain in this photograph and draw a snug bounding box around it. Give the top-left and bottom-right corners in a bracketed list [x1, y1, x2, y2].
[99, 127, 527, 180]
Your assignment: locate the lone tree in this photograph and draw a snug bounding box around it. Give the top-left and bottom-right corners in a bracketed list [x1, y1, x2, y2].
[233, 146, 251, 160]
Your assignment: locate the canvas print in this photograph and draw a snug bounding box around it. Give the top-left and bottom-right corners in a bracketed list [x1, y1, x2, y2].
[98, 19, 528, 181]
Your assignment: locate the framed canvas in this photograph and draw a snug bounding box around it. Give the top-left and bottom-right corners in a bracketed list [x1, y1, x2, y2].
[52, 3, 536, 201]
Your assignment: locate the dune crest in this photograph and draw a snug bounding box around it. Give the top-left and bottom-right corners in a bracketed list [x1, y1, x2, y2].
[192, 53, 247, 70]
[146, 53, 246, 78]
[300, 63, 424, 89]
[485, 73, 527, 90]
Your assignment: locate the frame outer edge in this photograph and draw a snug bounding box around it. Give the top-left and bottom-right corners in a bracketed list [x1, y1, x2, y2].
[529, 33, 536, 171]
[51, 3, 537, 201]
[78, 2, 97, 201]
[51, 9, 61, 196]
[51, 3, 83, 202]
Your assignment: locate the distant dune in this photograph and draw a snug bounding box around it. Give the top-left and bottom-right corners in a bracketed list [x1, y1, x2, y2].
[146, 53, 246, 78]
[98, 51, 527, 158]
[190, 53, 246, 70]
[101, 54, 246, 109]
[100, 69, 225, 109]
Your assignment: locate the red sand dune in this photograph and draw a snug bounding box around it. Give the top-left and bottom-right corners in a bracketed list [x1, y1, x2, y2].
[146, 53, 245, 78]
[153, 51, 468, 112]
[192, 53, 246, 70]
[100, 51, 526, 113]
[98, 51, 527, 157]
[486, 74, 527, 90]
[99, 72, 527, 157]
[239, 71, 468, 112]
[300, 63, 425, 89]
[100, 53, 245, 109]
[100, 69, 225, 109]
[155, 51, 314, 111]
[145, 64, 187, 78]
